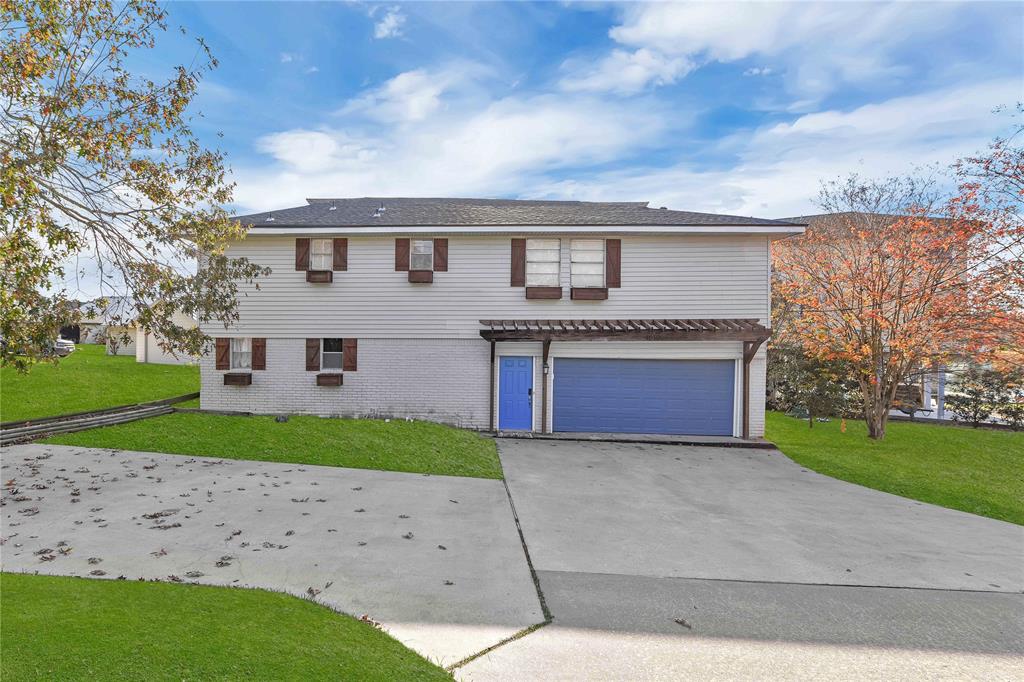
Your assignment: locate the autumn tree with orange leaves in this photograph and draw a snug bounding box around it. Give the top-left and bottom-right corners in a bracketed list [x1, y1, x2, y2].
[774, 127, 1024, 439]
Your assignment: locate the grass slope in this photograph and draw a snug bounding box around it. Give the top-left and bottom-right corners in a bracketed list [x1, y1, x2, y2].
[0, 344, 198, 422]
[44, 411, 503, 479]
[0, 573, 450, 681]
[766, 412, 1024, 525]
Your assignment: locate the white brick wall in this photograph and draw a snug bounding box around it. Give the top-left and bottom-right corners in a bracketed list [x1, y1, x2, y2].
[202, 337, 767, 438]
[200, 338, 490, 429]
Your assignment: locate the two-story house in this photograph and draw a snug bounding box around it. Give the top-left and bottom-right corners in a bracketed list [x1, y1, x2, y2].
[200, 198, 805, 438]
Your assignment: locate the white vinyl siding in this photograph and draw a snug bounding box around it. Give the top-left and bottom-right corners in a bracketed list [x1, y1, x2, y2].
[411, 239, 433, 271]
[310, 239, 332, 271]
[230, 337, 251, 370]
[570, 239, 604, 288]
[202, 234, 771, 339]
[526, 238, 560, 287]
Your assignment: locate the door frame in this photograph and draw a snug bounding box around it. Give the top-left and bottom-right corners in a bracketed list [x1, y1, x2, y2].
[497, 355, 534, 431]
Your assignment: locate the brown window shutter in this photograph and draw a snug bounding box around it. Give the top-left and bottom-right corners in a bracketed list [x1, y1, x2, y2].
[343, 338, 358, 371]
[606, 239, 621, 288]
[510, 238, 526, 286]
[295, 238, 310, 271]
[305, 338, 320, 371]
[395, 238, 409, 271]
[251, 338, 266, 370]
[215, 338, 230, 370]
[332, 238, 348, 271]
[433, 238, 448, 272]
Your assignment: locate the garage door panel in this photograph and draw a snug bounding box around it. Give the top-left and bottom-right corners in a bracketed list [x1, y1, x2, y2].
[553, 358, 734, 436]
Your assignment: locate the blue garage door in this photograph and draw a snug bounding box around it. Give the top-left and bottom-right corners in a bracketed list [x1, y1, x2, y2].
[553, 358, 735, 436]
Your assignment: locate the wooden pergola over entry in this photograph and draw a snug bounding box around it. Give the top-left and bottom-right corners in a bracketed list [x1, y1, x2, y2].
[480, 319, 771, 439]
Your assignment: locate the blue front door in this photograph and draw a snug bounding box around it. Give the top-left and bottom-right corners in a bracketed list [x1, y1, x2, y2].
[499, 356, 533, 430]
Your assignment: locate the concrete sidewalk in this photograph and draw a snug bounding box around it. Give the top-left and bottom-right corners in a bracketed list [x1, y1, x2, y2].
[460, 571, 1024, 681]
[1, 444, 544, 667]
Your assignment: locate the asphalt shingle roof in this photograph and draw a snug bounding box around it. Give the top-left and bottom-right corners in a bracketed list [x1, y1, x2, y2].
[236, 197, 805, 228]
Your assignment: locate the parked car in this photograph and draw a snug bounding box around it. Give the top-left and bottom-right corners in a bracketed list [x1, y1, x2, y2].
[53, 337, 76, 357]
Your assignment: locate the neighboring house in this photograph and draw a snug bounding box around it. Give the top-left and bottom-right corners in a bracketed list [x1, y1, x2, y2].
[79, 297, 198, 365]
[78, 296, 137, 356]
[200, 198, 805, 438]
[135, 311, 200, 366]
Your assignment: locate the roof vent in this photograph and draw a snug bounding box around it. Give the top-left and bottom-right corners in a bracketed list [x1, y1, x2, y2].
[328, 202, 337, 211]
[265, 213, 275, 222]
[372, 202, 386, 218]
[659, 206, 667, 210]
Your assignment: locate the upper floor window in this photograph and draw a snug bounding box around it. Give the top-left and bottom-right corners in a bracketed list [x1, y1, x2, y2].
[526, 238, 560, 287]
[231, 337, 251, 370]
[321, 338, 343, 370]
[571, 239, 605, 288]
[310, 238, 332, 271]
[411, 239, 433, 270]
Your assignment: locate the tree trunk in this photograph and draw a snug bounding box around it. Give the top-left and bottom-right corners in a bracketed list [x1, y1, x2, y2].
[866, 412, 886, 439]
[862, 384, 892, 440]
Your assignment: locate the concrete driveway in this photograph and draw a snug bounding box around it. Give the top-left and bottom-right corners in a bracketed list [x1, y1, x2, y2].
[1, 443, 543, 667]
[459, 440, 1024, 681]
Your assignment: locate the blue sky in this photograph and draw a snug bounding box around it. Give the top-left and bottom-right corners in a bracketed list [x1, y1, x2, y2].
[156, 1, 1023, 218]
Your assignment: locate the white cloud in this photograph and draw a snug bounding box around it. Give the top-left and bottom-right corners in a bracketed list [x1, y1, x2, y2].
[234, 93, 669, 210]
[373, 7, 406, 39]
[525, 78, 1019, 217]
[744, 67, 772, 77]
[560, 48, 693, 94]
[279, 52, 295, 63]
[592, 2, 966, 101]
[342, 69, 452, 123]
[304, 66, 319, 75]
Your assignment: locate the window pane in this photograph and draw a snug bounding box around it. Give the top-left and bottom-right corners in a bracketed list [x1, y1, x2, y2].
[527, 262, 560, 274]
[322, 352, 343, 369]
[230, 338, 251, 370]
[571, 239, 604, 252]
[311, 239, 332, 270]
[572, 249, 605, 263]
[527, 238, 559, 250]
[572, 274, 604, 288]
[572, 262, 604, 276]
[411, 240, 433, 270]
[527, 272, 560, 286]
[526, 238, 560, 286]
[323, 338, 343, 353]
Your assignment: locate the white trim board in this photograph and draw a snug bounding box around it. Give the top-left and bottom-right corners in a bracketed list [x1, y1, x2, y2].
[247, 224, 805, 238]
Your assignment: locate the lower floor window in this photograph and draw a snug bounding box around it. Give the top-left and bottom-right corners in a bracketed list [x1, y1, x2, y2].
[322, 338, 343, 369]
[231, 338, 251, 369]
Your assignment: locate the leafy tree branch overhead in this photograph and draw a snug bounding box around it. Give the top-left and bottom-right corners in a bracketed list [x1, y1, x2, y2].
[0, 0, 270, 370]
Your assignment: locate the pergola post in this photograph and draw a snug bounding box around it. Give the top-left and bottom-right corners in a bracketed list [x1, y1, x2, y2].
[742, 339, 765, 440]
[541, 339, 551, 433]
[488, 340, 496, 432]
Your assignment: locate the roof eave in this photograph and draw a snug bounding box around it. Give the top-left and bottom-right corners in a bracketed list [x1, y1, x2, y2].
[241, 223, 807, 236]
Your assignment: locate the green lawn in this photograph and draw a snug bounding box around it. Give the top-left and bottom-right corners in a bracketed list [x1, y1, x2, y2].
[0, 344, 198, 422]
[766, 412, 1024, 525]
[0, 573, 449, 681]
[44, 411, 503, 479]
